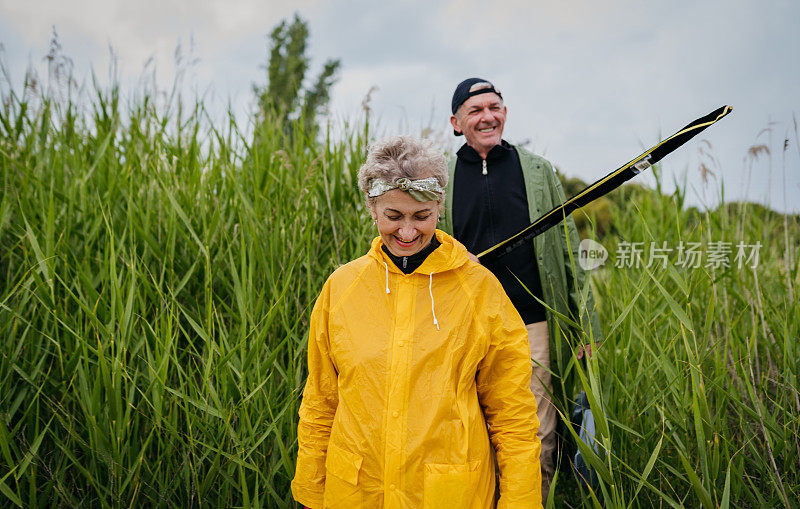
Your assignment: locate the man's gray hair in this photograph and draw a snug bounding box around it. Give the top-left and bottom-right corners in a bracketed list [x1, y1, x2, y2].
[357, 135, 448, 205]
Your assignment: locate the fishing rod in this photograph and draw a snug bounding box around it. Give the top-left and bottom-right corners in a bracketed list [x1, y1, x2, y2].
[477, 105, 733, 264]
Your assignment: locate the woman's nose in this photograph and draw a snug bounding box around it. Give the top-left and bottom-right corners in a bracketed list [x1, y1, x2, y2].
[398, 225, 417, 240]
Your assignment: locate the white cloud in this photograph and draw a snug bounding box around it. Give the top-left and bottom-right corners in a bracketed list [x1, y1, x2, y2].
[2, 0, 798, 211]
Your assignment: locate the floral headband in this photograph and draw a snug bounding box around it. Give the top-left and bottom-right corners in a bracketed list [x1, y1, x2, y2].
[367, 177, 443, 202]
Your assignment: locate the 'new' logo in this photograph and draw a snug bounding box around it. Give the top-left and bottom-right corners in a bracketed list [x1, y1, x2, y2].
[579, 239, 608, 270]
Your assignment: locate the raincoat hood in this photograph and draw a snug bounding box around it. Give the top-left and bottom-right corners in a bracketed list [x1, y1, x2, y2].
[367, 230, 469, 331]
[367, 229, 469, 276]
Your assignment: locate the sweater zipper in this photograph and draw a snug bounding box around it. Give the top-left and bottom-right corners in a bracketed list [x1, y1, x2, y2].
[483, 158, 497, 244]
[402, 256, 407, 269]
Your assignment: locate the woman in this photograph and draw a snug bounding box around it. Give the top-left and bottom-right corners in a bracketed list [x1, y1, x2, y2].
[291, 136, 542, 508]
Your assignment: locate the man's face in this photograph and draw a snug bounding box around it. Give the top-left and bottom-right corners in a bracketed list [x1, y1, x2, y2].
[450, 92, 507, 156]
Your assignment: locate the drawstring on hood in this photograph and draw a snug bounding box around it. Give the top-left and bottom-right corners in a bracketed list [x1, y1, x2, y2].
[369, 231, 468, 331]
[429, 272, 439, 330]
[382, 266, 439, 330]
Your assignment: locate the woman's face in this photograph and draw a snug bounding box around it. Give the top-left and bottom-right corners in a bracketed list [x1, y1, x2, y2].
[370, 189, 439, 257]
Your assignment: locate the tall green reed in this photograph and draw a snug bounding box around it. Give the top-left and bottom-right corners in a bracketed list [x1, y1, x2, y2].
[556, 163, 799, 507]
[1, 64, 798, 507]
[1, 69, 372, 506]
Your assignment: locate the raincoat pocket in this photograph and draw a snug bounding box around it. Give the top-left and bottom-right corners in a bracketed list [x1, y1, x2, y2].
[423, 460, 481, 508]
[323, 443, 363, 508]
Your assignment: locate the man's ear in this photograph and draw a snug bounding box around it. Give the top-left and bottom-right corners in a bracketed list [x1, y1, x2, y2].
[450, 114, 462, 134]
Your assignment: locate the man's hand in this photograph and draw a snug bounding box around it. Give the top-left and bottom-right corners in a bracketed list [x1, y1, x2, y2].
[468, 252, 481, 264]
[576, 342, 598, 360]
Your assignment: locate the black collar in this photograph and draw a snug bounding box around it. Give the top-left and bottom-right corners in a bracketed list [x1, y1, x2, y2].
[381, 236, 441, 274]
[456, 140, 514, 163]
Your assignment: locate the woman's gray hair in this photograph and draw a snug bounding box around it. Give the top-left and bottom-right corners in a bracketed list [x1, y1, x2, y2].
[357, 135, 448, 205]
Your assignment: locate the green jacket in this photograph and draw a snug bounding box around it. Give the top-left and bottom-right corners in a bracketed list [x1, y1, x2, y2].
[442, 145, 603, 384]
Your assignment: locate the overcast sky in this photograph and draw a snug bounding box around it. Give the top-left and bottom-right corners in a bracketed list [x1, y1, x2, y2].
[2, 0, 798, 212]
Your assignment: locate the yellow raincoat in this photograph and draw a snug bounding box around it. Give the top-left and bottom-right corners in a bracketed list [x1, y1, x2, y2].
[292, 230, 542, 508]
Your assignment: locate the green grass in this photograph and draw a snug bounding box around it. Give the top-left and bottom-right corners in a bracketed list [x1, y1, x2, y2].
[1, 70, 798, 507]
[553, 168, 800, 507]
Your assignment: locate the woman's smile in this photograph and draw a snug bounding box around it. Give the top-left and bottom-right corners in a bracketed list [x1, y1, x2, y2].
[393, 234, 421, 248]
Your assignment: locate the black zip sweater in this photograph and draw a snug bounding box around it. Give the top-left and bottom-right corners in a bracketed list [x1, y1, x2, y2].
[452, 141, 546, 324]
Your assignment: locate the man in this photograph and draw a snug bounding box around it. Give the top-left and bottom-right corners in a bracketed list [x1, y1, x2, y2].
[440, 77, 603, 502]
